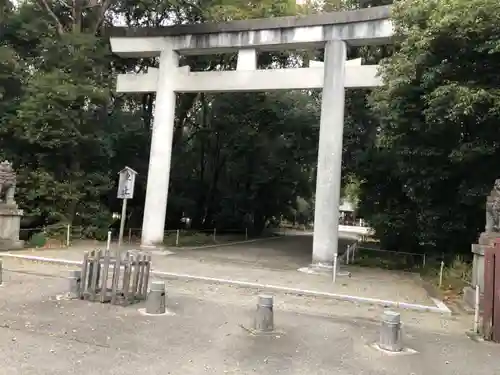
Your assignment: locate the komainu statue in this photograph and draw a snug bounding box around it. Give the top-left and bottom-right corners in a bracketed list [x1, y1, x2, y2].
[485, 179, 500, 233]
[0, 160, 16, 205]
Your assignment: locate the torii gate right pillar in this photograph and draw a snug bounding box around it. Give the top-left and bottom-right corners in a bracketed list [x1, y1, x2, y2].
[312, 40, 346, 268]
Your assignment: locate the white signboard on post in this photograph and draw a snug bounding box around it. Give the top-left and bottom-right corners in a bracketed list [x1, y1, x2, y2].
[117, 167, 137, 199]
[117, 166, 138, 246]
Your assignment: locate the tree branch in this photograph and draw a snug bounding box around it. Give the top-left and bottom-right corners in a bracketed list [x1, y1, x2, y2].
[92, 0, 113, 35]
[37, 0, 65, 35]
[60, 0, 72, 9]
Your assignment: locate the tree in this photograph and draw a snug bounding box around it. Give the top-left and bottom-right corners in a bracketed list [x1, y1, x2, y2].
[358, 0, 500, 254]
[1, 1, 114, 228]
[3, 0, 406, 238]
[0, 1, 25, 172]
[0, 0, 323, 236]
[168, 90, 319, 231]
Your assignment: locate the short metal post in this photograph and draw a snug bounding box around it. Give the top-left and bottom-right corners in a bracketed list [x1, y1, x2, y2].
[422, 253, 426, 267]
[379, 310, 402, 352]
[66, 224, 71, 247]
[0, 259, 3, 285]
[146, 281, 166, 314]
[332, 253, 338, 284]
[128, 228, 132, 244]
[254, 295, 274, 332]
[346, 245, 350, 265]
[245, 227, 248, 241]
[68, 270, 81, 299]
[439, 261, 445, 288]
[106, 231, 112, 251]
[175, 229, 180, 246]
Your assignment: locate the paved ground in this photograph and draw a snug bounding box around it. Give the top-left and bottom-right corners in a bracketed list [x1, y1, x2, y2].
[0, 267, 498, 375]
[13, 235, 434, 306]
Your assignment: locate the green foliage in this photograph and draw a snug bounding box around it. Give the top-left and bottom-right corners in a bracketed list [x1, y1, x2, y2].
[342, 175, 362, 208]
[4, 0, 496, 259]
[3, 29, 115, 225]
[357, 0, 500, 254]
[168, 90, 319, 232]
[204, 0, 297, 21]
[0, 0, 323, 236]
[29, 232, 47, 248]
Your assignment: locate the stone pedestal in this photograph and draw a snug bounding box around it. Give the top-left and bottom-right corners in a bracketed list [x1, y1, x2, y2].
[463, 233, 500, 308]
[478, 231, 500, 247]
[473, 232, 500, 291]
[0, 203, 24, 250]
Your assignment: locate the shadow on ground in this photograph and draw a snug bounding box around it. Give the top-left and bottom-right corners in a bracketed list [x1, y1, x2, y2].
[9, 235, 436, 306]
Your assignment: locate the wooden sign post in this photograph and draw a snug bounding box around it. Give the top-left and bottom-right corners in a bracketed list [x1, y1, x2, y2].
[117, 166, 138, 246]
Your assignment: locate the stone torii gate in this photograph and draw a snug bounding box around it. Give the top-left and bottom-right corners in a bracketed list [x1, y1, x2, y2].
[109, 5, 393, 269]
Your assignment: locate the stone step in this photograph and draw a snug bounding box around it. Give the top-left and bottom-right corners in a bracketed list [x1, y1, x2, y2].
[0, 238, 24, 250]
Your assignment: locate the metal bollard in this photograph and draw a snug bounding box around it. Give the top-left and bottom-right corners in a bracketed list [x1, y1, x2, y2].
[379, 310, 403, 352]
[67, 270, 81, 299]
[254, 295, 274, 332]
[146, 281, 166, 314]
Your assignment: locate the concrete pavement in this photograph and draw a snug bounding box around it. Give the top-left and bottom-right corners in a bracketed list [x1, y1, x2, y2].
[0, 270, 497, 375]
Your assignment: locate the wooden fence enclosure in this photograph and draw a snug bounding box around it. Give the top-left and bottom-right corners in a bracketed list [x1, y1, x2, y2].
[483, 243, 500, 341]
[80, 249, 151, 306]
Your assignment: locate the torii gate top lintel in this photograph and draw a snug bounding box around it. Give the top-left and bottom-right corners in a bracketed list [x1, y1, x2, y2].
[109, 5, 393, 57]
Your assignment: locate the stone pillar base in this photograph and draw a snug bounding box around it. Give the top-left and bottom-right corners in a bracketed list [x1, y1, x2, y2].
[0, 203, 24, 250]
[470, 232, 500, 296]
[0, 239, 24, 250]
[298, 262, 351, 278]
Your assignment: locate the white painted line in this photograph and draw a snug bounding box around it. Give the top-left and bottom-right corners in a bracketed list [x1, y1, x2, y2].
[152, 270, 452, 315]
[0, 253, 452, 315]
[0, 253, 82, 266]
[184, 235, 282, 250]
[430, 297, 452, 314]
[150, 250, 175, 256]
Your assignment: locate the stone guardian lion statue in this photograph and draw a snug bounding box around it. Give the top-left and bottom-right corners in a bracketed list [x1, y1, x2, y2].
[0, 160, 16, 205]
[485, 179, 500, 233]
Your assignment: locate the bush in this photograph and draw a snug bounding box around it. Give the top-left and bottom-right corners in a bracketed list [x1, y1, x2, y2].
[29, 232, 47, 248]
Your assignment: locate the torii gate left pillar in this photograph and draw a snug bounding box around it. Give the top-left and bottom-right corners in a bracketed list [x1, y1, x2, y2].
[312, 40, 346, 268]
[140, 49, 178, 247]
